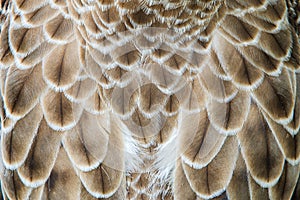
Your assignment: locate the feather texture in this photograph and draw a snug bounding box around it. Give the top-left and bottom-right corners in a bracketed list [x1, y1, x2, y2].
[1, 0, 300, 199]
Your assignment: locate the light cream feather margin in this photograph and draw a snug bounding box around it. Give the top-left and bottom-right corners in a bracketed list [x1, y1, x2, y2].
[0, 0, 300, 199]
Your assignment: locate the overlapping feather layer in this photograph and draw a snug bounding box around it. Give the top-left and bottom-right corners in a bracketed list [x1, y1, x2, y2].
[0, 0, 300, 199]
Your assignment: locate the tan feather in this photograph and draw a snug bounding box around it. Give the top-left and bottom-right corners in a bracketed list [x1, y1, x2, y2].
[44, 14, 74, 43]
[4, 63, 46, 118]
[248, 174, 269, 200]
[284, 30, 300, 70]
[111, 80, 138, 118]
[182, 136, 238, 199]
[243, 12, 278, 32]
[128, 10, 155, 27]
[174, 159, 197, 200]
[43, 40, 80, 90]
[80, 46, 113, 88]
[254, 0, 286, 23]
[0, 18, 13, 68]
[238, 104, 284, 187]
[17, 119, 62, 187]
[98, 6, 120, 27]
[2, 104, 43, 169]
[163, 53, 188, 75]
[42, 147, 81, 199]
[234, 0, 266, 8]
[178, 78, 206, 112]
[198, 66, 237, 103]
[79, 160, 124, 199]
[63, 111, 109, 171]
[14, 0, 47, 13]
[16, 41, 55, 69]
[285, 73, 300, 134]
[79, 115, 124, 198]
[212, 34, 264, 90]
[28, 185, 44, 200]
[219, 15, 258, 44]
[22, 5, 59, 27]
[252, 69, 294, 124]
[81, 11, 102, 36]
[114, 49, 140, 70]
[182, 110, 227, 169]
[227, 152, 251, 200]
[9, 26, 44, 56]
[207, 91, 250, 134]
[238, 45, 280, 75]
[64, 77, 96, 102]
[83, 89, 109, 114]
[258, 29, 292, 60]
[138, 83, 168, 116]
[264, 113, 300, 164]
[41, 90, 80, 131]
[1, 170, 31, 200]
[269, 162, 300, 200]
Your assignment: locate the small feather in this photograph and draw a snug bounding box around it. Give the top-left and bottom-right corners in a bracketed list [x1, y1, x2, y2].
[64, 77, 96, 102]
[43, 40, 80, 90]
[22, 5, 59, 27]
[41, 90, 80, 131]
[17, 118, 62, 187]
[258, 29, 292, 59]
[207, 91, 250, 135]
[238, 45, 280, 75]
[182, 136, 238, 199]
[4, 63, 46, 118]
[248, 174, 269, 200]
[1, 170, 31, 200]
[198, 66, 237, 103]
[83, 88, 109, 114]
[44, 14, 74, 43]
[0, 19, 13, 68]
[63, 111, 109, 171]
[219, 15, 258, 44]
[14, 0, 47, 13]
[212, 34, 264, 90]
[269, 162, 300, 200]
[16, 41, 55, 69]
[174, 159, 197, 200]
[2, 104, 43, 169]
[138, 83, 168, 116]
[227, 153, 251, 200]
[264, 114, 300, 164]
[9, 26, 44, 56]
[182, 110, 226, 169]
[238, 104, 284, 187]
[42, 147, 81, 199]
[252, 69, 294, 124]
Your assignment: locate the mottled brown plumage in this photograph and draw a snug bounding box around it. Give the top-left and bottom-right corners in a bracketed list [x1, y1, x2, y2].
[0, 0, 300, 199]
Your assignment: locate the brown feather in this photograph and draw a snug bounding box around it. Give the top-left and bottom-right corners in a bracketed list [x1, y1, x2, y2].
[238, 104, 284, 187]
[182, 136, 238, 199]
[17, 119, 62, 187]
[252, 69, 294, 124]
[63, 111, 109, 171]
[43, 40, 80, 90]
[42, 90, 80, 130]
[227, 152, 251, 200]
[1, 170, 31, 200]
[4, 63, 46, 118]
[269, 162, 300, 200]
[2, 104, 43, 169]
[42, 147, 81, 199]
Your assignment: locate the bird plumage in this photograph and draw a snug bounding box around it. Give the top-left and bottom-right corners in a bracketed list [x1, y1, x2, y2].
[0, 0, 300, 199]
